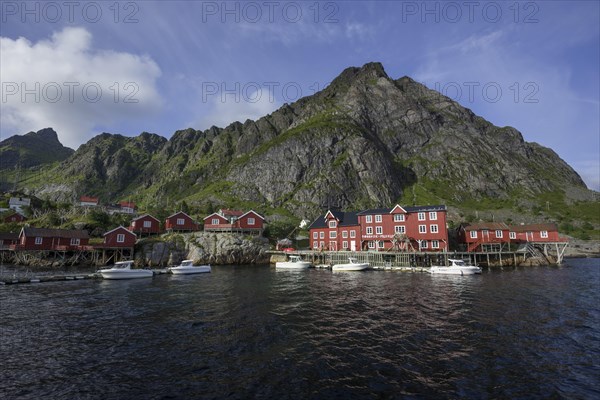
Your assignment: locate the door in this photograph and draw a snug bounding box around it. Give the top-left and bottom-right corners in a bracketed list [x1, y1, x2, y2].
[482, 230, 490, 242]
[526, 231, 534, 242]
[350, 241, 356, 251]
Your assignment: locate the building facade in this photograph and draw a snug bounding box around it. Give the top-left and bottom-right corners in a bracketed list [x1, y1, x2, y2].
[458, 222, 511, 252]
[510, 223, 564, 243]
[203, 209, 265, 235]
[129, 214, 161, 235]
[308, 205, 449, 252]
[16, 227, 90, 251]
[102, 226, 137, 248]
[165, 211, 199, 232]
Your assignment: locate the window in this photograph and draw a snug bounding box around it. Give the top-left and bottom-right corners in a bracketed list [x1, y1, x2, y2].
[177, 218, 185, 225]
[35, 237, 42, 245]
[375, 215, 382, 222]
[419, 225, 426, 234]
[313, 241, 318, 249]
[429, 211, 437, 220]
[212, 218, 220, 225]
[378, 241, 385, 249]
[342, 231, 348, 238]
[470, 231, 478, 239]
[366, 227, 373, 235]
[143, 220, 152, 228]
[343, 241, 348, 249]
[368, 241, 375, 249]
[395, 225, 406, 234]
[418, 212, 426, 221]
[432, 240, 439, 249]
[376, 226, 383, 234]
[350, 230, 356, 238]
[313, 232, 318, 239]
[329, 220, 336, 228]
[394, 214, 405, 222]
[320, 232, 325, 239]
[320, 241, 325, 249]
[430, 224, 438, 233]
[366, 215, 372, 223]
[247, 218, 255, 225]
[541, 231, 548, 238]
[495, 230, 503, 238]
[70, 238, 80, 246]
[421, 240, 428, 249]
[329, 231, 337, 238]
[117, 234, 125, 243]
[510, 232, 516, 239]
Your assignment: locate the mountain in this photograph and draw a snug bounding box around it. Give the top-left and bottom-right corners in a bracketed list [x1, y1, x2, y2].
[14, 63, 595, 222]
[0, 128, 74, 170]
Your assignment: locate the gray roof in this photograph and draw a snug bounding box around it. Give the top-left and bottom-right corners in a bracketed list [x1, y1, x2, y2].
[22, 227, 89, 239]
[308, 211, 359, 229]
[357, 205, 447, 215]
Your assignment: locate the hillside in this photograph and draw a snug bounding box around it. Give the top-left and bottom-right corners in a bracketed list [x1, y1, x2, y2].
[8, 63, 598, 229]
[0, 128, 74, 170]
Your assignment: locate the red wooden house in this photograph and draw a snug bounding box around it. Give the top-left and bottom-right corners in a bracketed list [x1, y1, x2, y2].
[129, 214, 161, 235]
[0, 232, 19, 250]
[510, 223, 564, 243]
[165, 211, 199, 232]
[16, 227, 90, 251]
[79, 196, 99, 207]
[458, 222, 511, 252]
[308, 210, 360, 251]
[3, 212, 26, 223]
[203, 209, 264, 235]
[102, 226, 137, 248]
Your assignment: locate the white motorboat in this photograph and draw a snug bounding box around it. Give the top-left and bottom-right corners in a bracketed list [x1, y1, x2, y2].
[275, 255, 311, 270]
[169, 259, 211, 275]
[99, 261, 153, 280]
[331, 257, 369, 271]
[429, 259, 482, 275]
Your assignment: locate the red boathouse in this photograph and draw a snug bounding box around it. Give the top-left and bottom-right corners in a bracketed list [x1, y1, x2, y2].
[16, 227, 90, 251]
[165, 211, 199, 232]
[129, 214, 161, 235]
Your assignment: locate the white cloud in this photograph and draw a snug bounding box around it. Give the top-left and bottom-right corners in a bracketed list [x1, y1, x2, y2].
[193, 88, 279, 129]
[0, 27, 162, 148]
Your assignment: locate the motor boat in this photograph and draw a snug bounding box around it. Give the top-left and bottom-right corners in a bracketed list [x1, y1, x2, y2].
[275, 255, 311, 270]
[429, 259, 482, 275]
[169, 259, 211, 275]
[99, 261, 153, 280]
[331, 257, 369, 271]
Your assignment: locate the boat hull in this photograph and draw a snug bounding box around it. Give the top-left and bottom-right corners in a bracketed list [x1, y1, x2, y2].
[275, 262, 311, 270]
[331, 263, 369, 271]
[100, 269, 154, 280]
[429, 266, 482, 275]
[170, 266, 211, 275]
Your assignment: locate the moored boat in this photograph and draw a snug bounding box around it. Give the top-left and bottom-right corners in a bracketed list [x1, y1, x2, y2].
[99, 261, 153, 280]
[331, 257, 369, 271]
[429, 259, 482, 275]
[275, 255, 311, 270]
[169, 260, 211, 275]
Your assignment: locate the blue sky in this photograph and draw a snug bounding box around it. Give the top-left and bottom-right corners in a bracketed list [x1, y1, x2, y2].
[1, 1, 599, 190]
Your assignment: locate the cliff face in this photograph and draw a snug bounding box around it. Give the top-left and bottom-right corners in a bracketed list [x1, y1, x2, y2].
[0, 128, 74, 170]
[18, 62, 591, 218]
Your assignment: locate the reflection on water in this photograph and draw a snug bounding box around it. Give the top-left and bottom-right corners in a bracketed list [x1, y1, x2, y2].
[1, 259, 599, 399]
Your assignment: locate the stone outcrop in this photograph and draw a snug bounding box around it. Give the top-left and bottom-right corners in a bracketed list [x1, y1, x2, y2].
[136, 232, 271, 267]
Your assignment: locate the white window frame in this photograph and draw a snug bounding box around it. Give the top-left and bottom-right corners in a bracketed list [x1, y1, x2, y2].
[313, 232, 318, 239]
[431, 240, 439, 249]
[143, 220, 152, 228]
[376, 226, 383, 235]
[212, 218, 220, 225]
[429, 211, 437, 220]
[470, 231, 477, 239]
[247, 217, 255, 225]
[320, 241, 325, 249]
[421, 240, 428, 249]
[329, 220, 336, 228]
[366, 215, 372, 223]
[70, 238, 80, 246]
[35, 237, 43, 245]
[313, 241, 318, 249]
[394, 214, 405, 222]
[350, 230, 356, 238]
[419, 225, 426, 234]
[117, 234, 125, 243]
[375, 215, 382, 223]
[329, 231, 337, 239]
[319, 231, 325, 239]
[343, 241, 348, 249]
[418, 212, 426, 221]
[177, 218, 185, 225]
[430, 224, 439, 233]
[395, 225, 406, 234]
[378, 241, 385, 249]
[368, 241, 375, 249]
[342, 231, 348, 238]
[541, 230, 548, 238]
[510, 232, 516, 239]
[495, 230, 503, 238]
[366, 227, 373, 235]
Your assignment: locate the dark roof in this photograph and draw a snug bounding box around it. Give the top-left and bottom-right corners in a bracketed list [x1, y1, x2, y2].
[0, 232, 19, 241]
[357, 208, 391, 215]
[308, 211, 359, 229]
[464, 222, 510, 230]
[22, 227, 89, 239]
[511, 223, 558, 232]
